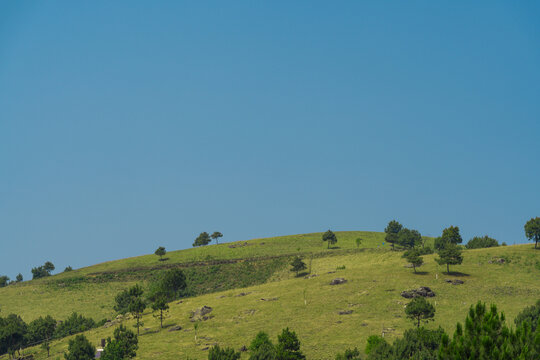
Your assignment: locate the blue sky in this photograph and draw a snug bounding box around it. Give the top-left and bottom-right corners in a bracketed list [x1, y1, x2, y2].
[1, 1, 539, 279]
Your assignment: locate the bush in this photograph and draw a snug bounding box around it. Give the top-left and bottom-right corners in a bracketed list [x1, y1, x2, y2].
[101, 325, 138, 360]
[208, 345, 241, 360]
[515, 299, 540, 332]
[64, 334, 95, 360]
[335, 347, 361, 360]
[465, 236, 499, 249]
[54, 313, 96, 339]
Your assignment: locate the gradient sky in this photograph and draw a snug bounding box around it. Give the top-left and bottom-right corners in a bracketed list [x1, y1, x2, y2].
[1, 1, 539, 279]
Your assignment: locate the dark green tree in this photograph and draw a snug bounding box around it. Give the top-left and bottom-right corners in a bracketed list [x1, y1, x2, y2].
[249, 331, 278, 359]
[64, 334, 95, 360]
[384, 220, 403, 250]
[435, 244, 463, 273]
[438, 301, 540, 360]
[54, 312, 96, 338]
[322, 230, 338, 249]
[151, 296, 169, 328]
[355, 238, 362, 248]
[0, 276, 9, 287]
[154, 246, 166, 261]
[31, 261, 55, 279]
[64, 266, 73, 272]
[101, 324, 138, 360]
[193, 232, 211, 247]
[0, 314, 27, 357]
[398, 228, 422, 249]
[365, 336, 392, 360]
[128, 298, 146, 336]
[147, 268, 187, 302]
[208, 345, 241, 360]
[391, 327, 445, 360]
[335, 347, 361, 360]
[27, 315, 56, 357]
[524, 217, 540, 249]
[276, 328, 305, 360]
[402, 249, 424, 273]
[435, 226, 462, 250]
[465, 235, 499, 249]
[405, 297, 435, 328]
[114, 284, 144, 315]
[15, 273, 22, 282]
[515, 299, 540, 332]
[211, 232, 223, 245]
[290, 257, 307, 277]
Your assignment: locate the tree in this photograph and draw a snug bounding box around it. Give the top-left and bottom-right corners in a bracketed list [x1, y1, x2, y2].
[435, 226, 462, 250]
[54, 312, 96, 338]
[249, 342, 276, 360]
[322, 230, 338, 249]
[147, 268, 187, 302]
[128, 297, 146, 336]
[31, 261, 55, 279]
[524, 217, 540, 249]
[154, 246, 166, 261]
[515, 299, 540, 333]
[384, 220, 403, 250]
[335, 347, 361, 360]
[114, 284, 144, 315]
[0, 276, 9, 288]
[355, 238, 362, 248]
[15, 274, 22, 282]
[402, 249, 424, 273]
[101, 325, 138, 360]
[435, 244, 463, 274]
[64, 266, 73, 272]
[391, 327, 445, 360]
[276, 328, 305, 360]
[290, 257, 307, 277]
[64, 334, 95, 360]
[193, 232, 211, 247]
[211, 232, 223, 245]
[439, 302, 519, 359]
[405, 297, 435, 328]
[249, 331, 273, 353]
[208, 345, 241, 360]
[398, 228, 422, 250]
[0, 314, 27, 357]
[27, 315, 56, 357]
[151, 296, 169, 328]
[465, 235, 499, 249]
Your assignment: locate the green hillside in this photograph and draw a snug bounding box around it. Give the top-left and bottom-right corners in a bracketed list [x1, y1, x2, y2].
[1, 232, 539, 359]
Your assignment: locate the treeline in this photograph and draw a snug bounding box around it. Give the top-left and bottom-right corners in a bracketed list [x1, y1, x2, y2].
[0, 311, 104, 358]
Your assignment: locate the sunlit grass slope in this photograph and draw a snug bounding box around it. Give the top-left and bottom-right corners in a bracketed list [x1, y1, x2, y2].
[6, 242, 539, 360]
[0, 231, 385, 322]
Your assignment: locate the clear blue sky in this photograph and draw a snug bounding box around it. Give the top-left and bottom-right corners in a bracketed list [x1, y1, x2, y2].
[1, 1, 539, 279]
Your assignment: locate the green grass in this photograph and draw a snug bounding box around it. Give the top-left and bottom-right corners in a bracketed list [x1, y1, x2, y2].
[1, 232, 538, 360]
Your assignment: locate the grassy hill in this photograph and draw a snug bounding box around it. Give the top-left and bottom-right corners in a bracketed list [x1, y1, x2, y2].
[1, 231, 539, 359]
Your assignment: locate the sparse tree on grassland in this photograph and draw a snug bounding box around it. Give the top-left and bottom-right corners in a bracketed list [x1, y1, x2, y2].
[322, 230, 338, 249]
[405, 297, 435, 328]
[101, 324, 138, 360]
[384, 220, 403, 250]
[435, 244, 463, 274]
[193, 232, 211, 247]
[403, 249, 424, 273]
[211, 232, 223, 245]
[355, 238, 362, 248]
[15, 273, 23, 282]
[154, 246, 166, 261]
[128, 298, 146, 336]
[524, 217, 540, 249]
[151, 296, 169, 328]
[290, 256, 307, 277]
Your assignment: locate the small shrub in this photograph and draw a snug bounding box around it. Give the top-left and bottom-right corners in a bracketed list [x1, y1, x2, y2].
[336, 265, 346, 270]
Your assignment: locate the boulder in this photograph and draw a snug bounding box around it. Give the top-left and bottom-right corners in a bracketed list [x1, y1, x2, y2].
[445, 279, 464, 285]
[401, 286, 435, 298]
[338, 310, 353, 315]
[330, 278, 347, 285]
[168, 325, 182, 332]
